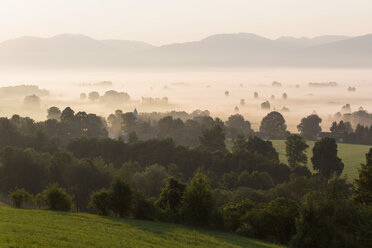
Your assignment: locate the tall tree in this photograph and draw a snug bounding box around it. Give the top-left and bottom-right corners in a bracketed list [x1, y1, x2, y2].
[259, 111, 287, 139]
[199, 125, 226, 152]
[311, 137, 344, 179]
[181, 173, 215, 226]
[297, 114, 322, 140]
[354, 148, 372, 204]
[285, 135, 309, 169]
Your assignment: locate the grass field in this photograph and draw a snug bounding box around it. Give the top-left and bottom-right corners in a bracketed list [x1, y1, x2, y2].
[226, 139, 371, 182]
[0, 206, 284, 248]
[270, 140, 370, 182]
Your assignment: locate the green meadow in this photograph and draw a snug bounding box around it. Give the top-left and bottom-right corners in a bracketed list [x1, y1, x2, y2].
[0, 206, 284, 248]
[226, 139, 371, 182]
[271, 140, 370, 181]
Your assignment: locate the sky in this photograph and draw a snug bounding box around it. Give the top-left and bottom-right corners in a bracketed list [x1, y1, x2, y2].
[0, 0, 371, 45]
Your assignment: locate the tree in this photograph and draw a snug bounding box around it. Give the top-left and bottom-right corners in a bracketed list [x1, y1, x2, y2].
[122, 112, 137, 134]
[311, 138, 344, 179]
[243, 197, 299, 244]
[354, 148, 372, 204]
[245, 136, 279, 162]
[37, 183, 74, 211]
[89, 189, 111, 215]
[297, 114, 322, 140]
[259, 111, 287, 139]
[0, 147, 49, 194]
[156, 177, 186, 212]
[47, 106, 61, 121]
[9, 188, 33, 208]
[88, 91, 100, 101]
[109, 178, 132, 217]
[199, 125, 226, 152]
[60, 107, 75, 122]
[181, 173, 215, 226]
[226, 114, 253, 139]
[285, 135, 309, 169]
[132, 164, 168, 197]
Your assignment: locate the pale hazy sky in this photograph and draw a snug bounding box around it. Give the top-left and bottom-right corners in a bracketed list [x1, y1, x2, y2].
[0, 0, 371, 45]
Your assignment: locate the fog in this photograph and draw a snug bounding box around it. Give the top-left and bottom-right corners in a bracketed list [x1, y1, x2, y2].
[1, 67, 372, 132]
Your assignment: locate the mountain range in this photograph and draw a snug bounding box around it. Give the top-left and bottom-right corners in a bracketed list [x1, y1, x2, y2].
[0, 33, 371, 68]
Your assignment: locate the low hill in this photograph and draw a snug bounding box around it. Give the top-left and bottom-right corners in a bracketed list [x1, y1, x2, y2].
[0, 206, 284, 248]
[0, 33, 371, 68]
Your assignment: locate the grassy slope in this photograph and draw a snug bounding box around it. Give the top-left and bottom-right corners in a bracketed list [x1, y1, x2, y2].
[271, 140, 370, 181]
[0, 207, 284, 248]
[225, 139, 370, 182]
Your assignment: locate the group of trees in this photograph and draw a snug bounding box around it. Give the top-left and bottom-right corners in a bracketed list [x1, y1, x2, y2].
[0, 108, 371, 247]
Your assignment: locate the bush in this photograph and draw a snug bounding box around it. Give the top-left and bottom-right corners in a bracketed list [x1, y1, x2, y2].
[37, 184, 74, 211]
[242, 197, 299, 244]
[181, 173, 215, 226]
[89, 189, 111, 215]
[132, 191, 156, 220]
[9, 188, 33, 208]
[109, 178, 132, 217]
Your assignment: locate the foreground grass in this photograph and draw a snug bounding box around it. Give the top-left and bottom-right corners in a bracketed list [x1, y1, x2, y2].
[0, 207, 284, 248]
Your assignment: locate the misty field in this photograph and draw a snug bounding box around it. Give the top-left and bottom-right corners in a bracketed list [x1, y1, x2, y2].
[0, 207, 284, 248]
[271, 140, 370, 181]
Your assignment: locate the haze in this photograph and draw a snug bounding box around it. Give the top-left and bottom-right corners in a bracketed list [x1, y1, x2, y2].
[1, 0, 372, 45]
[0, 0, 372, 133]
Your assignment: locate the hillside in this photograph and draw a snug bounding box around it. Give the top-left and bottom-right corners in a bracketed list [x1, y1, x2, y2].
[0, 206, 284, 248]
[0, 33, 371, 68]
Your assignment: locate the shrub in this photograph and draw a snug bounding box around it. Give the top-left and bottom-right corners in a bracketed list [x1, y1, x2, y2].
[132, 191, 156, 220]
[109, 178, 132, 217]
[181, 173, 215, 226]
[37, 184, 74, 211]
[9, 188, 33, 208]
[89, 189, 111, 215]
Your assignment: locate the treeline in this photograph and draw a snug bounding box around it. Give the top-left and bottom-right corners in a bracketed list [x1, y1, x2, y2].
[0, 108, 371, 247]
[330, 120, 372, 145]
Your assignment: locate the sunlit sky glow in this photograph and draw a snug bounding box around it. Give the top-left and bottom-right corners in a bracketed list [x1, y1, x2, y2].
[0, 0, 371, 45]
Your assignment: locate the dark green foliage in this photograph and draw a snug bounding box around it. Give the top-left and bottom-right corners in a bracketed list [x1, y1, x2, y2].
[64, 158, 111, 211]
[259, 111, 288, 139]
[156, 177, 186, 212]
[9, 188, 33, 208]
[354, 148, 372, 204]
[109, 178, 132, 217]
[285, 135, 309, 169]
[238, 171, 274, 190]
[37, 184, 74, 211]
[89, 189, 111, 215]
[132, 191, 156, 220]
[297, 114, 322, 140]
[225, 114, 253, 139]
[291, 192, 371, 248]
[312, 138, 344, 179]
[221, 171, 239, 190]
[181, 173, 215, 226]
[199, 125, 226, 152]
[132, 164, 168, 197]
[0, 146, 49, 194]
[222, 199, 253, 232]
[243, 197, 299, 244]
[245, 136, 279, 162]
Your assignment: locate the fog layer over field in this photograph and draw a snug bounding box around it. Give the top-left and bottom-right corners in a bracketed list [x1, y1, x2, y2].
[0, 67, 371, 132]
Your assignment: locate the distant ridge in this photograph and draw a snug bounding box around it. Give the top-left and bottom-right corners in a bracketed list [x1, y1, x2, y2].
[0, 33, 371, 68]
